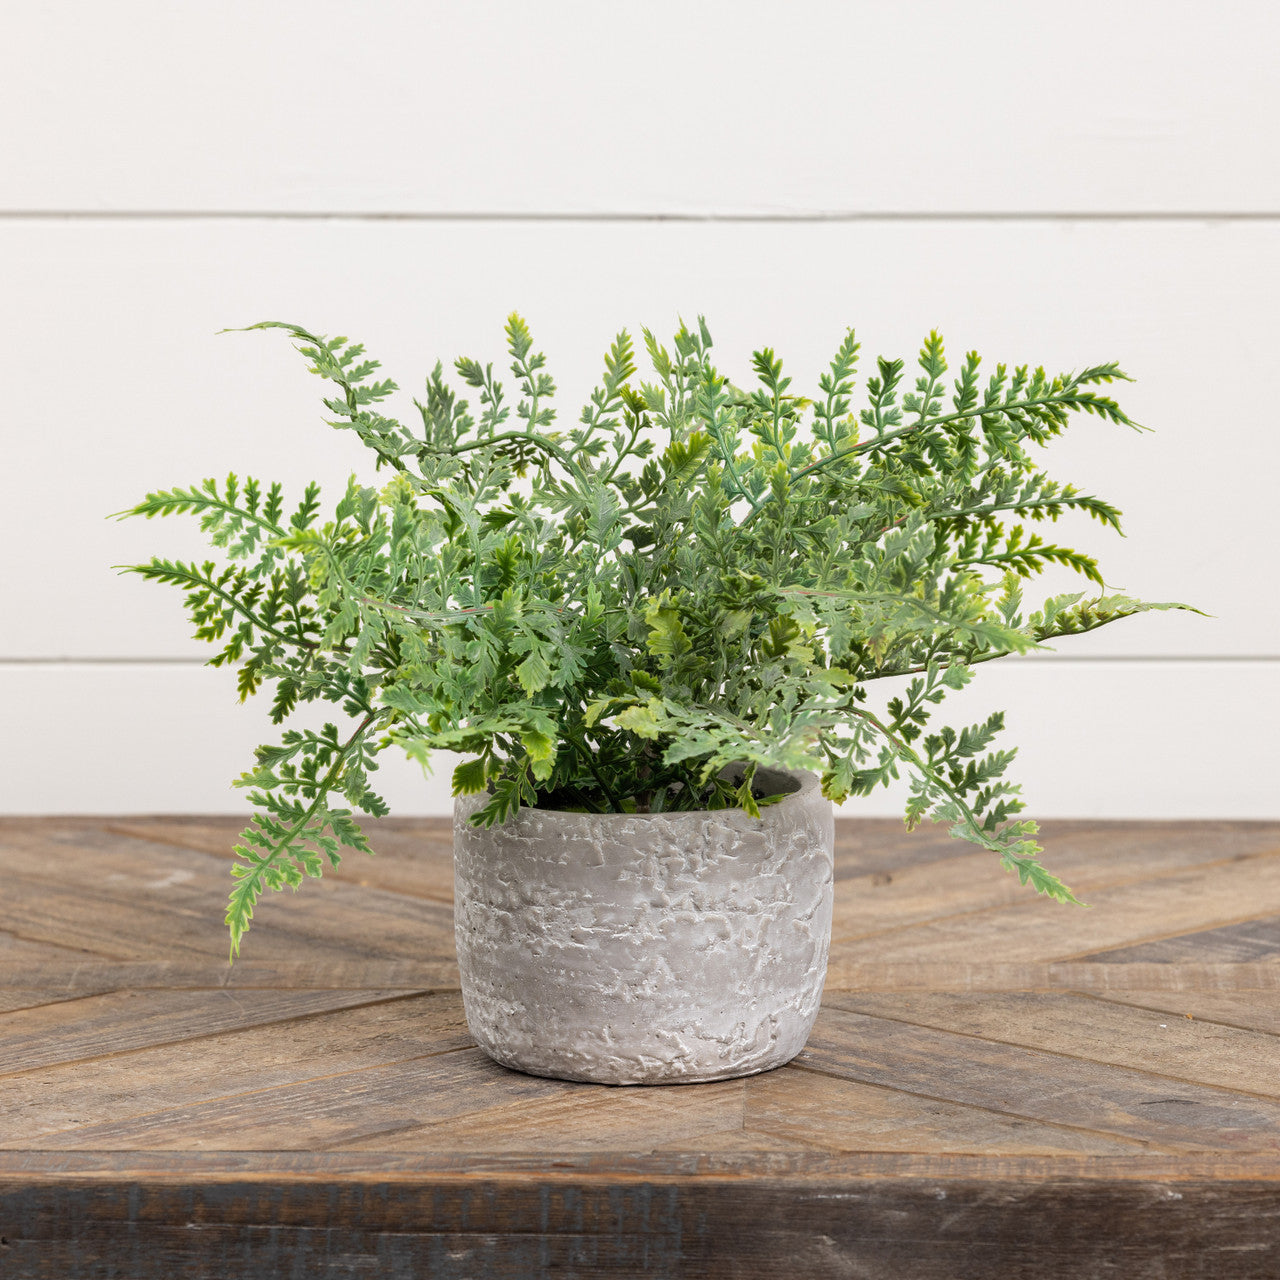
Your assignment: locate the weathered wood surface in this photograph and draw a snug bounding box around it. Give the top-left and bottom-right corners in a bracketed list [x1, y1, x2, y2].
[0, 816, 1277, 1279]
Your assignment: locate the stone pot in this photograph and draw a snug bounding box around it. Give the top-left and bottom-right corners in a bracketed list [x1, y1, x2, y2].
[452, 766, 834, 1085]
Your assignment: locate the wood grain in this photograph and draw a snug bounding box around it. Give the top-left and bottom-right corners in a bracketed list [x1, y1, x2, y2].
[796, 1006, 1280, 1152]
[0, 994, 469, 1148]
[0, 987, 425, 1077]
[832, 849, 1280, 961]
[1085, 917, 1280, 963]
[821, 991, 1280, 1098]
[2, 1173, 1278, 1280]
[741, 1063, 1147, 1157]
[0, 816, 1277, 1278]
[831, 823, 1280, 941]
[0, 823, 457, 965]
[1091, 989, 1280, 1039]
[103, 815, 458, 903]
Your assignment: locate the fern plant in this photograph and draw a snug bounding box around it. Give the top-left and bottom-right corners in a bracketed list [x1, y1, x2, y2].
[119, 316, 1191, 956]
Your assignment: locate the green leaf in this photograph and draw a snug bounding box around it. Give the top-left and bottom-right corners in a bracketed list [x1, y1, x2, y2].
[643, 592, 691, 665]
[515, 646, 552, 695]
[615, 702, 663, 740]
[520, 728, 557, 781]
[812, 666, 858, 688]
[451, 757, 489, 796]
[661, 431, 714, 488]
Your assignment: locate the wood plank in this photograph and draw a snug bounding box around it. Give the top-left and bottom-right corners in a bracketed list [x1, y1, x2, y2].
[0, 875, 145, 960]
[1084, 917, 1280, 963]
[832, 850, 1280, 963]
[8, 1048, 579, 1152]
[102, 815, 458, 902]
[832, 821, 977, 880]
[651, 1126, 822, 1155]
[821, 992, 1280, 1098]
[0, 867, 453, 968]
[0, 824, 457, 965]
[0, 993, 471, 1148]
[1, 1170, 1277, 1280]
[0, 989, 113, 1016]
[339, 1064, 1150, 1160]
[837, 820, 1280, 886]
[0, 958, 461, 991]
[338, 1079, 748, 1155]
[743, 1065, 1146, 1157]
[832, 825, 1280, 941]
[0, 928, 115, 967]
[1089, 990, 1280, 1040]
[824, 961, 1280, 993]
[0, 987, 424, 1077]
[796, 1006, 1280, 1152]
[3, 1149, 1279, 1182]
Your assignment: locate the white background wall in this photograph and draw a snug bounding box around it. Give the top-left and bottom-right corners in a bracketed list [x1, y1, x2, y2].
[2, 1, 1276, 817]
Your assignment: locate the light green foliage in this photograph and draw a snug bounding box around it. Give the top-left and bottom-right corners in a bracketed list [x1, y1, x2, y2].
[119, 317, 1194, 955]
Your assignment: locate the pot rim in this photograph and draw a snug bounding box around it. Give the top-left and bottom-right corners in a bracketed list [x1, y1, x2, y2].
[455, 766, 824, 829]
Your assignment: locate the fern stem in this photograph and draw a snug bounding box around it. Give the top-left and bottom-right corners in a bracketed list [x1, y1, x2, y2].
[566, 733, 625, 812]
[227, 709, 381, 958]
[425, 431, 589, 488]
[844, 704, 999, 853]
[124, 562, 309, 652]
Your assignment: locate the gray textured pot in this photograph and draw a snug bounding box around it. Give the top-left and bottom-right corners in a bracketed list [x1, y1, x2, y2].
[452, 766, 834, 1085]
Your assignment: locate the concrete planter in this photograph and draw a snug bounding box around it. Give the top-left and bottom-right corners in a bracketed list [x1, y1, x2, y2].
[452, 766, 834, 1085]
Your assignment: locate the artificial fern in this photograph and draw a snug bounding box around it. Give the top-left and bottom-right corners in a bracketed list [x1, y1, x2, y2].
[119, 317, 1193, 955]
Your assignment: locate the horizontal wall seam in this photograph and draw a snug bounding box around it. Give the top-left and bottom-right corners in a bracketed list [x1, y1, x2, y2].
[2, 210, 1280, 224]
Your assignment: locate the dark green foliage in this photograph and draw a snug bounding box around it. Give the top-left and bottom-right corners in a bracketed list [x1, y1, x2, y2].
[119, 317, 1194, 955]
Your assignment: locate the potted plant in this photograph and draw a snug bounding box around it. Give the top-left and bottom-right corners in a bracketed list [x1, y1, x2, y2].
[120, 315, 1188, 1084]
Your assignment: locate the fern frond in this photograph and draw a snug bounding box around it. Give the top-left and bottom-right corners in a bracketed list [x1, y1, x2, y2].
[123, 318, 1192, 953]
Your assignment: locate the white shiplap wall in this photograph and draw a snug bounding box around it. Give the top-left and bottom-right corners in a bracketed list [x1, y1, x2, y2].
[2, 2, 1277, 816]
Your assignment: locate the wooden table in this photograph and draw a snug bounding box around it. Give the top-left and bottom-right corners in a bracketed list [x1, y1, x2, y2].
[1, 816, 1278, 1278]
